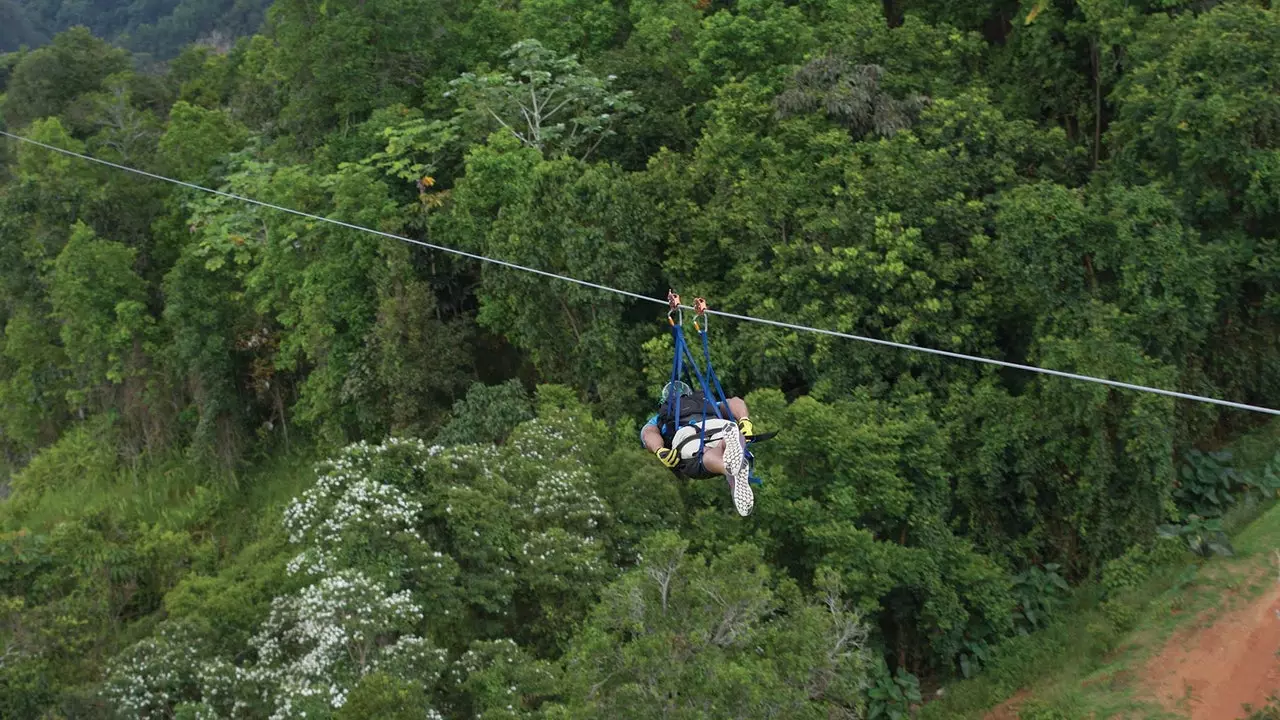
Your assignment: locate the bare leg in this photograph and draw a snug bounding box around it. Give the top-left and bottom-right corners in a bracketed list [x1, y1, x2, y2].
[726, 396, 749, 420]
[701, 444, 726, 475]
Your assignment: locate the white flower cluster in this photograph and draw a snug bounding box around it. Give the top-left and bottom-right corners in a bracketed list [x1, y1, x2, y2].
[509, 419, 584, 460]
[373, 634, 449, 677]
[106, 438, 463, 720]
[101, 622, 237, 719]
[527, 469, 610, 531]
[283, 440, 427, 577]
[244, 569, 432, 719]
[518, 528, 608, 586]
[453, 637, 526, 701]
[435, 444, 505, 479]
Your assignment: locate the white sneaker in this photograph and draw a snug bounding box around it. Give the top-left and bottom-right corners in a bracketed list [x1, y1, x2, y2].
[721, 429, 754, 517]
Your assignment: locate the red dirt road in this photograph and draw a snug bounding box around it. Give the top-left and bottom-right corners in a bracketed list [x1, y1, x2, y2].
[1142, 579, 1280, 719]
[983, 579, 1280, 720]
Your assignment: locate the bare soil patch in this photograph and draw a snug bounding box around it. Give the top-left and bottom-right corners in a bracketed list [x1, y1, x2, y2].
[1140, 578, 1280, 719]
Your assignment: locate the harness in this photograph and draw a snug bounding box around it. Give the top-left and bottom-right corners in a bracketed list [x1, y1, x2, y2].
[661, 293, 762, 483]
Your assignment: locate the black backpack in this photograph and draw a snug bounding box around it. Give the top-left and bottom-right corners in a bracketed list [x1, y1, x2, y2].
[656, 389, 713, 442]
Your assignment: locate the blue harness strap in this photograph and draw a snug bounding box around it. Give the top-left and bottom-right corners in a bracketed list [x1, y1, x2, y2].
[698, 320, 735, 422]
[667, 313, 684, 435]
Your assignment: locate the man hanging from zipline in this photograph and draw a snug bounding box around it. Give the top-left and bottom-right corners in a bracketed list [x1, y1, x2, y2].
[640, 293, 763, 517]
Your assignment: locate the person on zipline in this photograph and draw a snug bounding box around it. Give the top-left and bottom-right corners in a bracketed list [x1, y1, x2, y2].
[641, 379, 756, 516]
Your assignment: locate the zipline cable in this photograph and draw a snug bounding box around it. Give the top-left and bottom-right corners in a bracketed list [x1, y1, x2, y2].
[0, 131, 657, 305]
[5, 129, 1278, 417]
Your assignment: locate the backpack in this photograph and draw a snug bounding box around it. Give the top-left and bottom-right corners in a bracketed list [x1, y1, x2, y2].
[656, 389, 714, 442]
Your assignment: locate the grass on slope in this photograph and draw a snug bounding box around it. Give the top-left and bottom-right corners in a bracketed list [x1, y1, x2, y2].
[0, 420, 319, 554]
[921, 419, 1280, 720]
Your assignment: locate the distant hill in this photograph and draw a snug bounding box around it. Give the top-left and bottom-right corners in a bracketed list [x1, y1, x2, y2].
[2, 0, 270, 57]
[0, 0, 47, 52]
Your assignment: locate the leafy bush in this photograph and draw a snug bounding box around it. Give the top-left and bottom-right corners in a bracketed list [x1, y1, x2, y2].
[1175, 450, 1245, 518]
[1242, 453, 1280, 503]
[334, 672, 437, 720]
[1101, 545, 1152, 598]
[1148, 534, 1192, 566]
[434, 380, 534, 447]
[1012, 564, 1070, 635]
[957, 638, 993, 679]
[1100, 597, 1139, 632]
[2, 420, 118, 527]
[1157, 515, 1234, 558]
[868, 658, 922, 720]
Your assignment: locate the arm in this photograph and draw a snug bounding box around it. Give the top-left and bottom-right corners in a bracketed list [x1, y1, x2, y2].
[641, 423, 666, 453]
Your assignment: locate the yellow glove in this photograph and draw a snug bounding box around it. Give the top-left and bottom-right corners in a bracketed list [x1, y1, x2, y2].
[737, 417, 754, 439]
[655, 447, 681, 468]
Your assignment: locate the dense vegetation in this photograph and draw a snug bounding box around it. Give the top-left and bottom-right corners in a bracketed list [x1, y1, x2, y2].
[0, 0, 269, 57]
[3, 0, 1280, 717]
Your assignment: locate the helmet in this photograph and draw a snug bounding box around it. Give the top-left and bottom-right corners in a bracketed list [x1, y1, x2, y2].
[661, 381, 693, 403]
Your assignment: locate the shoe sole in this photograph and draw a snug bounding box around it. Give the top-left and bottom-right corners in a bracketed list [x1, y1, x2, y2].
[722, 429, 754, 517]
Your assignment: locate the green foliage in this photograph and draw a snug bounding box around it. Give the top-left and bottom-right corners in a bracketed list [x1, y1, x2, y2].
[335, 672, 434, 720]
[157, 101, 248, 182]
[0, 305, 70, 453]
[2, 420, 118, 527]
[1110, 3, 1280, 233]
[0, 1, 47, 53]
[50, 222, 153, 407]
[518, 0, 622, 57]
[750, 389, 1018, 674]
[1, 27, 129, 129]
[1012, 564, 1070, 635]
[449, 39, 639, 161]
[867, 659, 923, 720]
[1176, 449, 1245, 518]
[689, 0, 814, 92]
[556, 534, 872, 719]
[6, 2, 1280, 717]
[436, 379, 534, 447]
[1242, 453, 1280, 503]
[264, 0, 499, 141]
[775, 59, 930, 140]
[442, 141, 659, 416]
[1157, 515, 1234, 558]
[1100, 545, 1152, 600]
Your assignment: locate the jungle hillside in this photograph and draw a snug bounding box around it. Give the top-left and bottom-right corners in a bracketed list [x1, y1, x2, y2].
[0, 0, 270, 57]
[3, 1, 1280, 718]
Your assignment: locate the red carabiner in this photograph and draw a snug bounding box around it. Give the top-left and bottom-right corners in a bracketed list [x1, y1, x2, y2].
[693, 297, 708, 332]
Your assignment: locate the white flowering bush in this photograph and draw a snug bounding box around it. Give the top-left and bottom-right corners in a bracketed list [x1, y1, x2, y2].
[519, 529, 609, 592]
[505, 415, 615, 538]
[101, 621, 238, 720]
[243, 569, 446, 719]
[527, 468, 610, 532]
[283, 438, 430, 577]
[103, 401, 649, 719]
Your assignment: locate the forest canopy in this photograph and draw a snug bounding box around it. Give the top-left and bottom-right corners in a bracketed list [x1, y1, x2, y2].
[0, 0, 270, 56]
[2, 1, 1280, 718]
